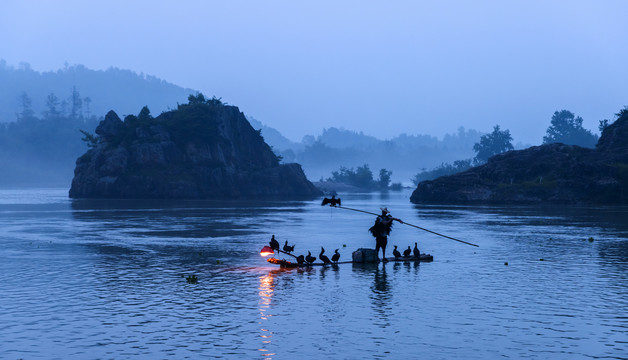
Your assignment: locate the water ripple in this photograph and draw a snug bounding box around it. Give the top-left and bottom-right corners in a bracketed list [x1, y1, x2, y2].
[0, 190, 627, 359]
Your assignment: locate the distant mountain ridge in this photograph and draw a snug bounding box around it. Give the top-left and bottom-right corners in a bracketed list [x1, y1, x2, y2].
[0, 61, 491, 187]
[247, 116, 303, 153]
[0, 60, 196, 122]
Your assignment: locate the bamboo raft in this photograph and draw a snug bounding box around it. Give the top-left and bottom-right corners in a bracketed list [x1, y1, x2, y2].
[268, 254, 433, 268]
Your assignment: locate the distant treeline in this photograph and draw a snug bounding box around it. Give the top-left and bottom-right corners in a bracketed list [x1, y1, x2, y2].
[0, 61, 198, 187]
[0, 61, 611, 189]
[324, 164, 400, 191]
[0, 60, 194, 123]
[262, 108, 604, 186]
[410, 109, 608, 183]
[253, 125, 486, 183]
[0, 88, 100, 186]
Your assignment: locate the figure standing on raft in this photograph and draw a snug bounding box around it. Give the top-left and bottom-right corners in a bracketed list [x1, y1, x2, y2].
[369, 207, 403, 262]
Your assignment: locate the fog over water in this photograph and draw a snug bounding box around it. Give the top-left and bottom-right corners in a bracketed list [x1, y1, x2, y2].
[2, 1, 627, 143]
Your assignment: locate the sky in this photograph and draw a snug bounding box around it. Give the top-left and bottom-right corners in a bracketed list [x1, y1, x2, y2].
[1, 0, 627, 144]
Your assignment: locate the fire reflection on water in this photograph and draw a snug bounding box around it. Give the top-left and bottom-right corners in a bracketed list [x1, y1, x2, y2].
[258, 269, 280, 359]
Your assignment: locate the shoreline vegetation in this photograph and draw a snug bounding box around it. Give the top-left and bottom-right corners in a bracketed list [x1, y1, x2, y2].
[314, 164, 404, 193]
[411, 107, 628, 204]
[1, 62, 620, 205]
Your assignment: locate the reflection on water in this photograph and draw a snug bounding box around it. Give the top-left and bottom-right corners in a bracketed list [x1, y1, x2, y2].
[1, 189, 627, 359]
[258, 270, 278, 359]
[371, 264, 391, 328]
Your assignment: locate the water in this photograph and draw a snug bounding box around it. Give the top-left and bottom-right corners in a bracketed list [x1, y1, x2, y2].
[0, 188, 627, 359]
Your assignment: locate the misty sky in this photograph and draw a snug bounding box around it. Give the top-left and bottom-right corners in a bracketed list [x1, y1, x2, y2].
[1, 0, 627, 144]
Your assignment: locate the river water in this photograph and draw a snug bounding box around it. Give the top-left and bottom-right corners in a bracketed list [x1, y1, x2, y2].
[0, 188, 626, 359]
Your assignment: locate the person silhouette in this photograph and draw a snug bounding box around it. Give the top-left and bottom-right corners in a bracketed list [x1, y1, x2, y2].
[368, 207, 403, 262]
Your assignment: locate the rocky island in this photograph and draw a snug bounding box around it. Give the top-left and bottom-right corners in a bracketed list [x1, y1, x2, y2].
[411, 109, 628, 204]
[69, 95, 321, 199]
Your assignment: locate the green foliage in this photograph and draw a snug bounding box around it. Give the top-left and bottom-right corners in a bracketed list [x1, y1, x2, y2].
[186, 93, 222, 106]
[0, 98, 101, 186]
[188, 93, 206, 104]
[167, 100, 220, 143]
[43, 93, 61, 119]
[473, 125, 514, 163]
[412, 159, 473, 185]
[378, 168, 392, 189]
[124, 114, 138, 125]
[138, 106, 152, 122]
[326, 165, 394, 190]
[18, 92, 35, 120]
[70, 86, 82, 120]
[543, 110, 597, 147]
[0, 64, 196, 123]
[79, 129, 98, 148]
[106, 98, 224, 146]
[328, 164, 374, 188]
[615, 106, 628, 120]
[598, 106, 627, 134]
[269, 145, 284, 163]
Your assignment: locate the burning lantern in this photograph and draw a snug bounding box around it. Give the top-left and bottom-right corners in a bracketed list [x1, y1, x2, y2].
[260, 246, 275, 257]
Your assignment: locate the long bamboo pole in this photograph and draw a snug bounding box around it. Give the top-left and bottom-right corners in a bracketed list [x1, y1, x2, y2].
[332, 205, 479, 248]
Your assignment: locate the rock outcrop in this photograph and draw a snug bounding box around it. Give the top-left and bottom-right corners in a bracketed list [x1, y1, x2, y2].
[411, 110, 628, 204]
[69, 98, 322, 199]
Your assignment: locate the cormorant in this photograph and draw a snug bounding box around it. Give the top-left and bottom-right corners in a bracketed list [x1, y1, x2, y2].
[305, 251, 316, 264]
[392, 245, 401, 259]
[413, 242, 420, 258]
[321, 195, 341, 207]
[296, 255, 305, 265]
[403, 246, 411, 257]
[269, 235, 280, 251]
[319, 247, 331, 265]
[283, 240, 295, 253]
[331, 249, 340, 263]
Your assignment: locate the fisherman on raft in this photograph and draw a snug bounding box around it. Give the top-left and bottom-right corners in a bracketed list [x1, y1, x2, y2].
[369, 207, 403, 262]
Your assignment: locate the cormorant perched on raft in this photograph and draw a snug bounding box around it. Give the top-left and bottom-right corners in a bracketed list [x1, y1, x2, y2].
[283, 240, 295, 253]
[296, 255, 305, 265]
[403, 246, 411, 257]
[392, 245, 401, 259]
[269, 235, 280, 251]
[321, 195, 341, 207]
[331, 249, 340, 263]
[319, 247, 332, 265]
[413, 242, 420, 258]
[305, 251, 316, 264]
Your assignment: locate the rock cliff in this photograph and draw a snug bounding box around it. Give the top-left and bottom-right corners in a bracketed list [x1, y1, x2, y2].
[411, 110, 628, 204]
[69, 97, 321, 199]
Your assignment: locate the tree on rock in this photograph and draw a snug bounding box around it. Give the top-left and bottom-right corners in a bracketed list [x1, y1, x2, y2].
[473, 125, 514, 164]
[543, 110, 597, 148]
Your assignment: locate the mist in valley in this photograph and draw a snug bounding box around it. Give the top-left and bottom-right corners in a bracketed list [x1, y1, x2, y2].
[1, 1, 626, 188]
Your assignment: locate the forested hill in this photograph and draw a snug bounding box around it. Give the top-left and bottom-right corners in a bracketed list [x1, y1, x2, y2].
[0, 61, 195, 122]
